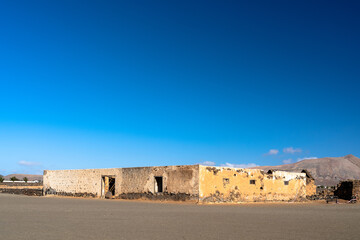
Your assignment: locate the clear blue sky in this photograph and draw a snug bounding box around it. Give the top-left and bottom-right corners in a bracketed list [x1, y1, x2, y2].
[0, 0, 359, 175]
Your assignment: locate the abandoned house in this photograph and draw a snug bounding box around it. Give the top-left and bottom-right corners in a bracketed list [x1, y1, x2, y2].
[334, 180, 360, 200]
[43, 165, 312, 203]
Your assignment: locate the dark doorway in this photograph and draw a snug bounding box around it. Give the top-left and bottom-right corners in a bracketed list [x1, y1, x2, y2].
[334, 181, 354, 200]
[155, 176, 163, 193]
[109, 177, 115, 195]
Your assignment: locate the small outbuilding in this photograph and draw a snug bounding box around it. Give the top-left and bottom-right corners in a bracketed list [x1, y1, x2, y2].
[334, 180, 360, 200]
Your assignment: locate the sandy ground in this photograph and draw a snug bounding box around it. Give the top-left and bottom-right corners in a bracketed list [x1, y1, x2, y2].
[0, 194, 359, 240]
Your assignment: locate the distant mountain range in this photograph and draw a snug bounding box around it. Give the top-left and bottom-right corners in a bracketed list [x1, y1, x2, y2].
[2, 155, 360, 186]
[3, 174, 43, 182]
[253, 154, 360, 186]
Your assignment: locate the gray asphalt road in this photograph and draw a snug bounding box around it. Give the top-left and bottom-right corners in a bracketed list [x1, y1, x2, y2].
[0, 194, 359, 240]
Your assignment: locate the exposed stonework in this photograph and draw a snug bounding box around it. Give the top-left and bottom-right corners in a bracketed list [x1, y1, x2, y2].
[199, 166, 307, 202]
[116, 192, 196, 201]
[302, 169, 316, 197]
[43, 168, 120, 197]
[44, 165, 311, 203]
[0, 187, 43, 196]
[0, 183, 43, 196]
[0, 182, 42, 187]
[43, 165, 199, 201]
[334, 180, 360, 200]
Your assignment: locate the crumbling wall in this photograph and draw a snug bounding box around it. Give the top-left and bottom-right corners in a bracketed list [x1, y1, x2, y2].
[44, 165, 307, 203]
[353, 180, 360, 197]
[43, 168, 121, 197]
[43, 165, 199, 201]
[198, 166, 306, 203]
[305, 178, 316, 197]
[263, 171, 306, 201]
[334, 180, 360, 200]
[0, 182, 42, 187]
[117, 165, 199, 201]
[0, 184, 43, 196]
[0, 188, 43, 196]
[300, 169, 316, 197]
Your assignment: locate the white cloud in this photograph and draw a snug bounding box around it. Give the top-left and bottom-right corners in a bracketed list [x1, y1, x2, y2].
[18, 161, 40, 166]
[265, 149, 279, 155]
[220, 163, 259, 168]
[198, 161, 216, 166]
[283, 147, 302, 154]
[297, 157, 317, 162]
[282, 159, 293, 164]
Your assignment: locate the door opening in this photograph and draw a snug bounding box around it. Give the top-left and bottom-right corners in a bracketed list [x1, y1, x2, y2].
[102, 176, 116, 198]
[154, 176, 163, 193]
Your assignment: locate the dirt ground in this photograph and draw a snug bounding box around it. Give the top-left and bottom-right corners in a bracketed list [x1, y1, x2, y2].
[0, 194, 359, 240]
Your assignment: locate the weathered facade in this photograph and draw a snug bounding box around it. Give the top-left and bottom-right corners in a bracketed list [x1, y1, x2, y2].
[199, 167, 306, 202]
[301, 169, 316, 197]
[43, 165, 199, 201]
[43, 165, 310, 202]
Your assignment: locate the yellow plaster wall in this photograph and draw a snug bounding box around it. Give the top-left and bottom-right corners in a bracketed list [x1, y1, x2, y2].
[305, 179, 316, 196]
[199, 166, 306, 202]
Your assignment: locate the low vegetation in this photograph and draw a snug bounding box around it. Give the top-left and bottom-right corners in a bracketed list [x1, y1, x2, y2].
[10, 177, 19, 182]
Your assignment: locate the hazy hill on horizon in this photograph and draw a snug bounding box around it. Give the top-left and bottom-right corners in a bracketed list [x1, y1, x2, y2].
[2, 155, 360, 186]
[2, 174, 43, 182]
[253, 154, 360, 186]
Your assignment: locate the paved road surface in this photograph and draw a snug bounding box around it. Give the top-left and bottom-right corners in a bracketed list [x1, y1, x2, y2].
[0, 194, 359, 240]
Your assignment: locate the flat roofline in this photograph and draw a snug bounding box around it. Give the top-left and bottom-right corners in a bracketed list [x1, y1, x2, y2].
[199, 166, 306, 176]
[44, 165, 305, 176]
[199, 165, 263, 170]
[44, 164, 200, 172]
[45, 164, 265, 172]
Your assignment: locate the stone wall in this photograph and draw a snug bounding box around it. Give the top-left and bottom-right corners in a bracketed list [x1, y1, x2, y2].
[0, 184, 43, 196]
[44, 165, 308, 202]
[116, 165, 199, 201]
[43, 165, 199, 201]
[301, 169, 316, 197]
[198, 166, 306, 203]
[43, 168, 121, 197]
[0, 182, 42, 187]
[334, 180, 360, 200]
[305, 178, 316, 197]
[0, 188, 43, 196]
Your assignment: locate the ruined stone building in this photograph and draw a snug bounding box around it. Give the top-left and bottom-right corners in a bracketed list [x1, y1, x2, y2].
[334, 180, 360, 200]
[43, 165, 313, 203]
